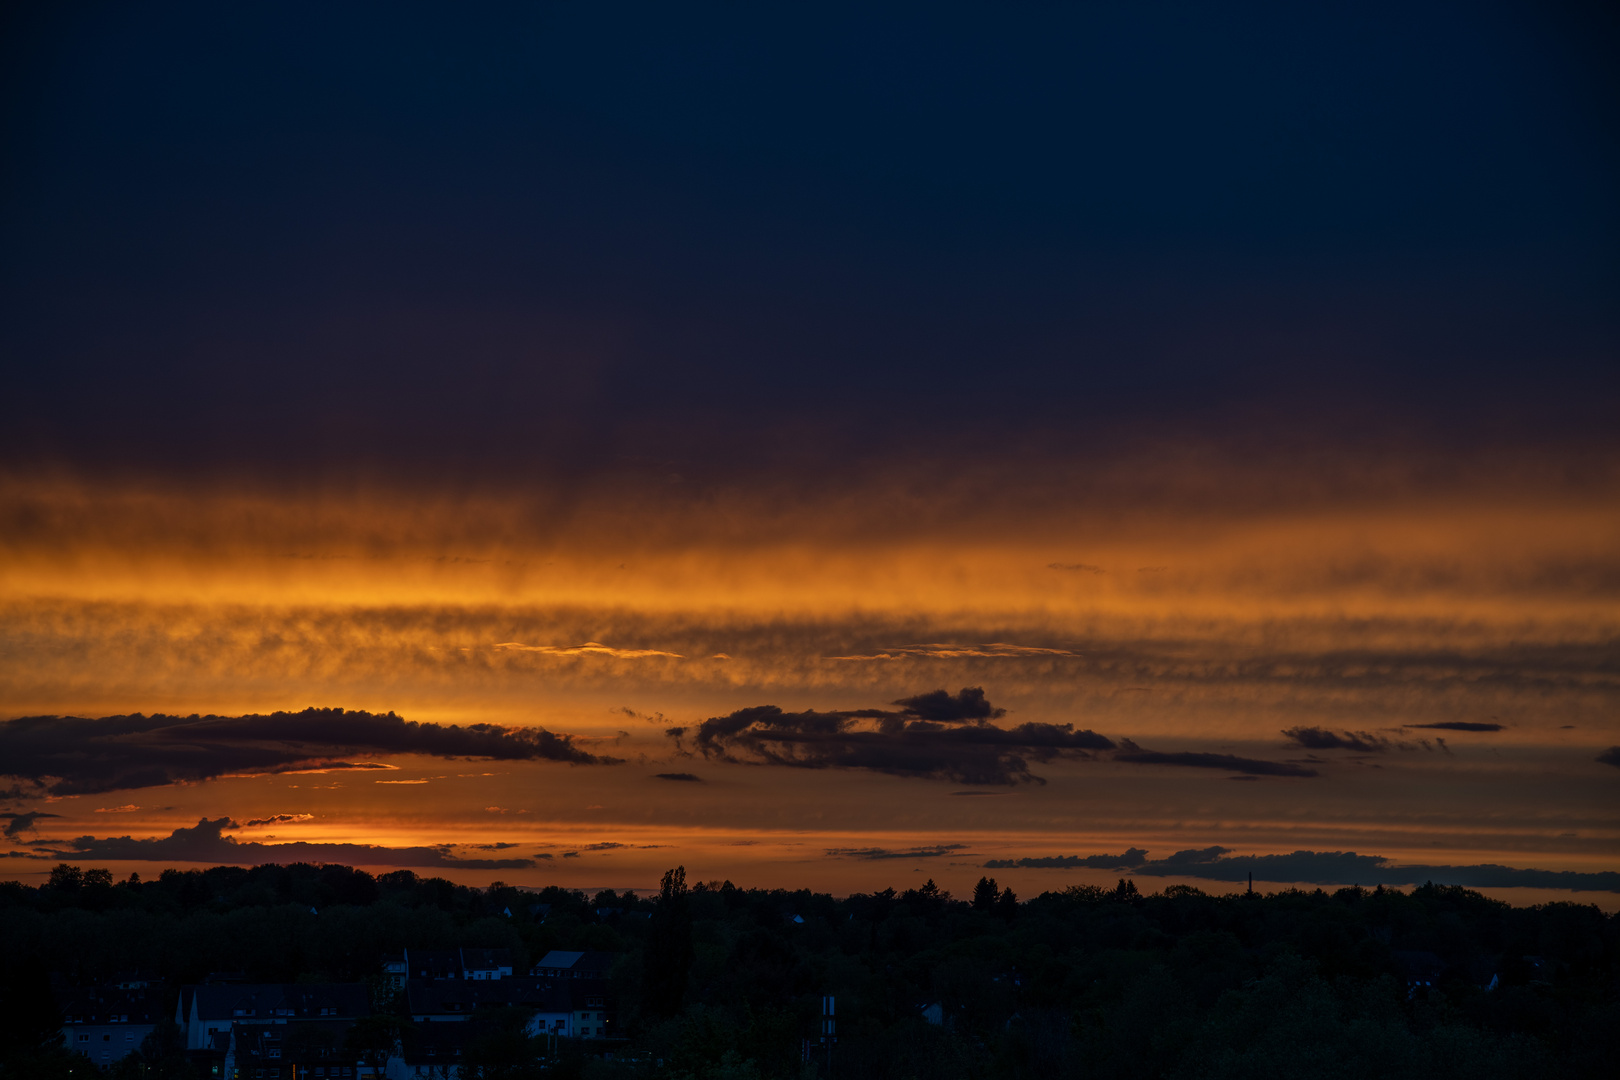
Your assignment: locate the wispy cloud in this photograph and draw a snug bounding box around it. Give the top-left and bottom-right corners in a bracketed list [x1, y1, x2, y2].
[1407, 722, 1505, 732]
[825, 844, 971, 860]
[236, 813, 313, 828]
[827, 643, 1076, 661]
[987, 846, 1620, 893]
[29, 817, 536, 870]
[1114, 740, 1318, 778]
[1281, 727, 1389, 753]
[492, 641, 684, 659]
[0, 708, 618, 796]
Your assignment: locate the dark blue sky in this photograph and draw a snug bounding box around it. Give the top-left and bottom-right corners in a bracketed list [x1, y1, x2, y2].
[3, 1, 1615, 481]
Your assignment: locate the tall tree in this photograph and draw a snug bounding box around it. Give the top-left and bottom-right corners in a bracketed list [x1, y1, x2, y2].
[644, 866, 695, 1018]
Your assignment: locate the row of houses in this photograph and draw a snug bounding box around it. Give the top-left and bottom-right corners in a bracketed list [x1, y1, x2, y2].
[62, 951, 621, 1077]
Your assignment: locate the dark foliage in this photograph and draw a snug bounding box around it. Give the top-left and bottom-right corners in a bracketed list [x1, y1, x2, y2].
[3, 864, 1617, 1078]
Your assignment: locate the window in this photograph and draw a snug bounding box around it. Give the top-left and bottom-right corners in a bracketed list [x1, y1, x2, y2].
[78, 1034, 90, 1042]
[104, 1034, 112, 1041]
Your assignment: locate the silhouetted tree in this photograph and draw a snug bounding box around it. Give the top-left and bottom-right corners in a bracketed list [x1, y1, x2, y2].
[346, 1014, 401, 1078]
[644, 866, 695, 1017]
[972, 877, 999, 912]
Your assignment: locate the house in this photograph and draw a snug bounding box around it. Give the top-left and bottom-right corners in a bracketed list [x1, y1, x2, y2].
[177, 983, 370, 1051]
[59, 982, 167, 1069]
[530, 950, 616, 981]
[405, 977, 572, 1036]
[404, 977, 614, 1040]
[222, 1019, 360, 1080]
[399, 1019, 476, 1077]
[403, 948, 514, 981]
[563, 981, 615, 1041]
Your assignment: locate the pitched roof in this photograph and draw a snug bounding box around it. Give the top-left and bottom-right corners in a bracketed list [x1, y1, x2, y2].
[405, 976, 571, 1016]
[533, 950, 617, 975]
[58, 984, 167, 1026]
[187, 983, 369, 1021]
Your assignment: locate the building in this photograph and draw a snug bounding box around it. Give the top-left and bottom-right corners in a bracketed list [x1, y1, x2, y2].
[530, 950, 616, 981]
[399, 1020, 476, 1077]
[59, 981, 167, 1069]
[177, 983, 370, 1051]
[223, 1019, 360, 1080]
[404, 976, 613, 1040]
[402, 948, 514, 982]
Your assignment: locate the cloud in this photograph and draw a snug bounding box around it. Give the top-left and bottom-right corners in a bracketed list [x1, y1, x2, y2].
[654, 772, 703, 782]
[3, 811, 61, 837]
[29, 817, 536, 869]
[0, 708, 619, 796]
[237, 813, 313, 828]
[1598, 747, 1620, 769]
[95, 804, 142, 813]
[685, 688, 1113, 784]
[1114, 740, 1318, 778]
[824, 844, 970, 860]
[1407, 722, 1505, 732]
[492, 641, 683, 659]
[1281, 727, 1389, 752]
[985, 848, 1149, 869]
[1047, 563, 1105, 574]
[987, 846, 1620, 892]
[827, 643, 1077, 661]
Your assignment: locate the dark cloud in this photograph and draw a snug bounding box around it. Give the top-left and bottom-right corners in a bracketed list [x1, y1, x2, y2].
[584, 842, 628, 851]
[654, 772, 703, 782]
[1598, 747, 1620, 769]
[824, 844, 970, 860]
[0, 708, 619, 796]
[3, 810, 61, 837]
[686, 688, 1112, 785]
[985, 848, 1148, 870]
[987, 846, 1620, 892]
[891, 687, 1005, 723]
[1282, 727, 1388, 752]
[30, 817, 535, 870]
[236, 813, 313, 828]
[1048, 563, 1105, 574]
[1114, 740, 1318, 778]
[1408, 722, 1505, 732]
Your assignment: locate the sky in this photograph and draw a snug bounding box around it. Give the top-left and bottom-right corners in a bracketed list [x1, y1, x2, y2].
[2, 1, 1617, 906]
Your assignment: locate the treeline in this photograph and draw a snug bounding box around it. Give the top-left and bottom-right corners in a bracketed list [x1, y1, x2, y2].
[2, 864, 1618, 1079]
